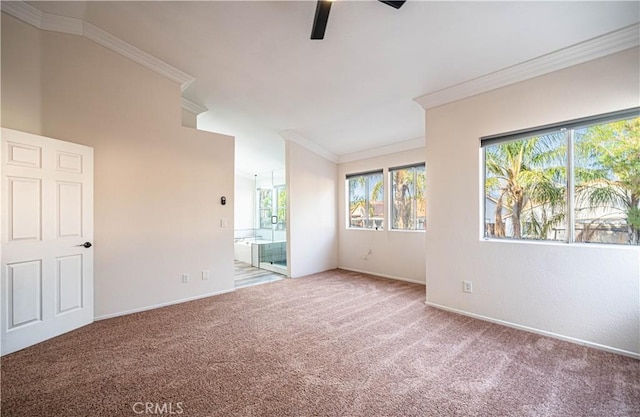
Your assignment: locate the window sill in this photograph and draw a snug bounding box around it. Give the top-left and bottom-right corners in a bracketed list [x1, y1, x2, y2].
[481, 237, 639, 251]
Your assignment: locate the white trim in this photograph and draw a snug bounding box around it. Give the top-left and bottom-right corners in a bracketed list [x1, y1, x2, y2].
[1, 1, 195, 92]
[41, 12, 83, 35]
[94, 288, 235, 321]
[289, 267, 338, 279]
[83, 22, 194, 91]
[338, 137, 425, 164]
[414, 23, 640, 110]
[339, 267, 425, 286]
[280, 129, 338, 163]
[181, 97, 208, 115]
[425, 301, 640, 360]
[1, 0, 42, 28]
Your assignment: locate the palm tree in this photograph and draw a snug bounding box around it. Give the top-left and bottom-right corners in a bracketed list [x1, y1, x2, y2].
[348, 175, 366, 227]
[392, 167, 425, 229]
[485, 133, 566, 239]
[392, 169, 411, 229]
[486, 117, 639, 244]
[348, 173, 383, 228]
[369, 175, 384, 218]
[574, 118, 640, 244]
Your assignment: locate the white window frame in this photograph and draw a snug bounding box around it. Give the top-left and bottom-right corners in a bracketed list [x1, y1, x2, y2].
[389, 163, 426, 231]
[346, 170, 384, 230]
[481, 107, 640, 246]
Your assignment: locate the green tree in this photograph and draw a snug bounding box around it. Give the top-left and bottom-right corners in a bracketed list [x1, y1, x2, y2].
[575, 117, 640, 244]
[258, 189, 273, 229]
[392, 166, 425, 229]
[485, 134, 566, 239]
[348, 174, 383, 228]
[348, 176, 366, 226]
[369, 176, 384, 219]
[276, 186, 287, 230]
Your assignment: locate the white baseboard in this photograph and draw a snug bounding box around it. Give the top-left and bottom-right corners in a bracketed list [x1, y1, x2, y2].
[425, 301, 640, 360]
[95, 288, 235, 321]
[338, 267, 426, 286]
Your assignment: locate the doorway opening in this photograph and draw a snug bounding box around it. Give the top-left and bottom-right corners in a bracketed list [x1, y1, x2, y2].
[234, 168, 287, 287]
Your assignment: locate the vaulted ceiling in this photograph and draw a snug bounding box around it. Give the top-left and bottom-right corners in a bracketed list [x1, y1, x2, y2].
[24, 1, 640, 175]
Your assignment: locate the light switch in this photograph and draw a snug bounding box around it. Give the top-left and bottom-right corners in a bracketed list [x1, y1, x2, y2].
[220, 218, 228, 227]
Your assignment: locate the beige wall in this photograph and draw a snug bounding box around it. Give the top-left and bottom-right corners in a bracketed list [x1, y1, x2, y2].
[2, 13, 235, 318]
[234, 174, 255, 232]
[286, 141, 338, 278]
[1, 13, 42, 132]
[338, 149, 426, 284]
[181, 109, 197, 129]
[425, 47, 640, 356]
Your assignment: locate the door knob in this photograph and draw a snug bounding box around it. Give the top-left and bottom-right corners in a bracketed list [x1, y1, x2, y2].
[77, 242, 92, 248]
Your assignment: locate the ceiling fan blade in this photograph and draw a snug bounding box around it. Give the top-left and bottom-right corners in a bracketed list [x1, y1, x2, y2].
[311, 0, 332, 40]
[379, 0, 406, 9]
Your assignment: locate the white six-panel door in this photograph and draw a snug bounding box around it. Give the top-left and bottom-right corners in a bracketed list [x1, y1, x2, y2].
[1, 128, 93, 355]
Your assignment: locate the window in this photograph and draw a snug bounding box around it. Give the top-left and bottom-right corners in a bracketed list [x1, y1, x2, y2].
[275, 185, 286, 231]
[347, 171, 384, 229]
[258, 185, 286, 231]
[258, 188, 273, 229]
[483, 108, 639, 245]
[390, 164, 426, 230]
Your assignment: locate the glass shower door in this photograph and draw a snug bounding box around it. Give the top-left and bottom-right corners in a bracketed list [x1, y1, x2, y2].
[255, 169, 287, 274]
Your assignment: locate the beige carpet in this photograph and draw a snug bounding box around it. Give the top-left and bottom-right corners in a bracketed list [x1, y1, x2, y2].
[1, 269, 638, 416]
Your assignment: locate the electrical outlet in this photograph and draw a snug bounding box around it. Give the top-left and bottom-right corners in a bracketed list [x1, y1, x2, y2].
[202, 270, 209, 280]
[463, 280, 472, 293]
[182, 273, 190, 283]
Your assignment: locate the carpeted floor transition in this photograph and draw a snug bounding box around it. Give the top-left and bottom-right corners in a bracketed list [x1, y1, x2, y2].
[1, 269, 639, 416]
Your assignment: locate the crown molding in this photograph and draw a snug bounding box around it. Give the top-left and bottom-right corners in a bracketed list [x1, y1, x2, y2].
[1, 0, 42, 28]
[337, 137, 425, 164]
[83, 22, 194, 91]
[40, 11, 83, 35]
[1, 1, 195, 92]
[281, 131, 426, 165]
[415, 23, 640, 110]
[181, 98, 208, 115]
[280, 130, 338, 163]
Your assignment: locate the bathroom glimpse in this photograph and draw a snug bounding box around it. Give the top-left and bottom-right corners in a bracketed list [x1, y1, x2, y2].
[234, 169, 287, 277]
